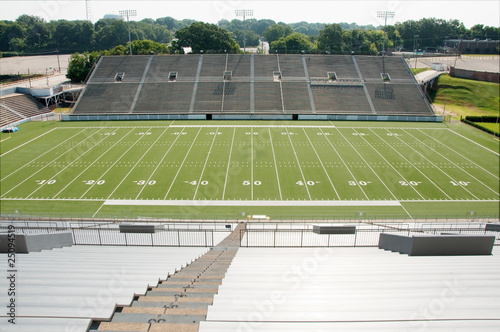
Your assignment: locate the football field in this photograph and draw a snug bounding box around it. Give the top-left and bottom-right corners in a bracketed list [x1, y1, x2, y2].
[1, 121, 499, 220]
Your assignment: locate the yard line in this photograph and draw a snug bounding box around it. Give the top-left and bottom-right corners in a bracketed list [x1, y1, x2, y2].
[404, 129, 498, 197]
[418, 129, 499, 180]
[25, 128, 118, 199]
[285, 127, 312, 200]
[80, 128, 152, 199]
[1, 128, 86, 181]
[351, 128, 425, 200]
[319, 128, 369, 200]
[1, 129, 104, 198]
[192, 127, 219, 200]
[0, 127, 57, 157]
[135, 128, 185, 200]
[222, 128, 236, 200]
[103, 127, 169, 200]
[393, 130, 480, 199]
[333, 128, 399, 201]
[251, 127, 254, 200]
[370, 129, 452, 200]
[268, 127, 283, 200]
[447, 128, 500, 156]
[301, 128, 340, 200]
[52, 128, 135, 199]
[163, 127, 202, 200]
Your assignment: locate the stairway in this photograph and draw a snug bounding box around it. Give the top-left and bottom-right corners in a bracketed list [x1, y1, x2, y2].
[97, 222, 246, 332]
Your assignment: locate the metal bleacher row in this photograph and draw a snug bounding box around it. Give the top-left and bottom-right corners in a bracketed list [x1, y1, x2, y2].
[0, 93, 51, 128]
[71, 54, 435, 117]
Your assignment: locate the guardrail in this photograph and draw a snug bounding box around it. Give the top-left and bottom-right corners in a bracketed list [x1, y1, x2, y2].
[240, 227, 500, 247]
[0, 226, 222, 247]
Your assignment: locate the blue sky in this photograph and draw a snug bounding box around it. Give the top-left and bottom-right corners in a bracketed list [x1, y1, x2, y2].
[1, 0, 499, 28]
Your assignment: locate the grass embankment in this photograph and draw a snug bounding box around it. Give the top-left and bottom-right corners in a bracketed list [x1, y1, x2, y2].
[410, 68, 430, 75]
[429, 74, 500, 117]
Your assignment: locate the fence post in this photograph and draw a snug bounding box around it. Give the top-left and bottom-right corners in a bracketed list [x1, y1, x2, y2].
[300, 229, 304, 248]
[98, 228, 102, 246]
[177, 229, 181, 247]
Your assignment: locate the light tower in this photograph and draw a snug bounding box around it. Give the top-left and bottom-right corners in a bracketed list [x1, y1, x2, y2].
[235, 9, 253, 54]
[85, 0, 93, 22]
[377, 10, 395, 75]
[119, 9, 137, 56]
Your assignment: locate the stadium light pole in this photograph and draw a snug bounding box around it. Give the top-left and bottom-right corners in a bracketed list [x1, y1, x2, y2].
[414, 34, 419, 68]
[235, 9, 253, 54]
[119, 9, 137, 56]
[377, 11, 395, 75]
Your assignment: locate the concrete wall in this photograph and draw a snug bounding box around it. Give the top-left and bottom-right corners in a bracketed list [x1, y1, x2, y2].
[450, 67, 500, 83]
[0, 232, 73, 253]
[378, 233, 495, 256]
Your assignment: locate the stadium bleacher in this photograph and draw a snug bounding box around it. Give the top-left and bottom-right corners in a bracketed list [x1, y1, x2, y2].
[0, 93, 52, 128]
[71, 54, 436, 119]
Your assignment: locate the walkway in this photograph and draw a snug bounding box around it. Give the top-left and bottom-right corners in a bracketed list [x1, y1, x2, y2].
[97, 222, 246, 332]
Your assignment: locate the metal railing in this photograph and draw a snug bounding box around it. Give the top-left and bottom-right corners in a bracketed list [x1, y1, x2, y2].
[240, 227, 500, 248]
[0, 226, 224, 247]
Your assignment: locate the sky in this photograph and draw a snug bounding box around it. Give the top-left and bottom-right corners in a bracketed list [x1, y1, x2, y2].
[0, 0, 499, 29]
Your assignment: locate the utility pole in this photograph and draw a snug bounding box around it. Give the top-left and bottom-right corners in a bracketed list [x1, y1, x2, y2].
[377, 11, 395, 75]
[235, 9, 253, 54]
[119, 9, 137, 56]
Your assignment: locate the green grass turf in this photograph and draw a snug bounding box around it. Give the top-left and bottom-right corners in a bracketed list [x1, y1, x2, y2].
[430, 74, 500, 116]
[1, 120, 498, 220]
[474, 122, 500, 135]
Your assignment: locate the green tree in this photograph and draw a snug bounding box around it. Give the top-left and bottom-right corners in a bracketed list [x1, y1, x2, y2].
[175, 22, 240, 53]
[232, 29, 260, 47]
[263, 24, 293, 44]
[317, 24, 343, 53]
[66, 52, 100, 83]
[270, 32, 314, 53]
[95, 19, 128, 50]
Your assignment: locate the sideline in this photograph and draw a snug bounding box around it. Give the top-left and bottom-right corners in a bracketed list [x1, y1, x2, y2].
[0, 128, 56, 157]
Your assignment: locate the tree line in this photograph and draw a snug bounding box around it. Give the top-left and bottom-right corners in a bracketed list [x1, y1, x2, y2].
[1, 14, 498, 56]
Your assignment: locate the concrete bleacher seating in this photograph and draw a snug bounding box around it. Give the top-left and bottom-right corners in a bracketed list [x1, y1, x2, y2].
[0, 93, 51, 127]
[71, 54, 435, 118]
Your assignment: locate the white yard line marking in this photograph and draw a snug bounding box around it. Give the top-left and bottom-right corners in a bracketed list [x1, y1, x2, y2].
[103, 199, 403, 207]
[404, 129, 498, 197]
[135, 128, 184, 200]
[251, 127, 254, 200]
[222, 128, 236, 200]
[319, 128, 369, 200]
[53, 128, 133, 199]
[163, 128, 202, 200]
[0, 127, 57, 157]
[104, 127, 167, 199]
[1, 129, 104, 198]
[26, 128, 118, 199]
[3, 197, 497, 204]
[1, 128, 86, 182]
[285, 127, 312, 200]
[80, 128, 150, 199]
[447, 128, 500, 156]
[193, 127, 219, 200]
[352, 128, 426, 200]
[393, 130, 480, 199]
[92, 127, 169, 218]
[302, 128, 340, 200]
[334, 128, 400, 202]
[371, 129, 452, 200]
[169, 125, 337, 128]
[419, 129, 499, 180]
[268, 127, 283, 200]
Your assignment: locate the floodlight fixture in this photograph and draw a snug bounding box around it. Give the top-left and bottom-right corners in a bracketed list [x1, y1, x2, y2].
[377, 10, 395, 75]
[119, 9, 137, 55]
[235, 9, 254, 53]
